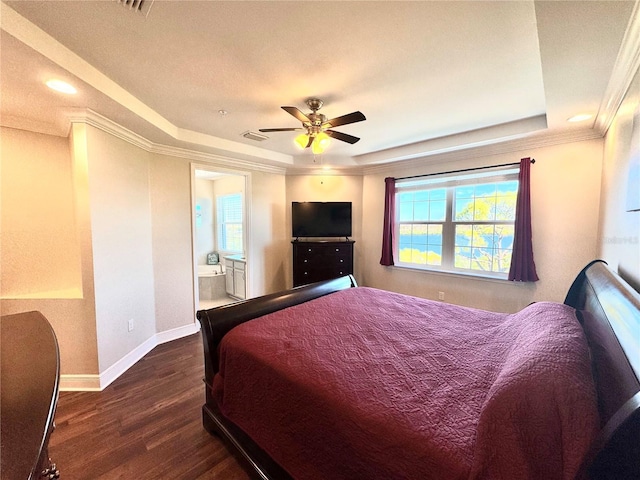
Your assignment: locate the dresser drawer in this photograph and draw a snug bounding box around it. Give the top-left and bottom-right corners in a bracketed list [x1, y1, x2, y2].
[292, 241, 354, 287]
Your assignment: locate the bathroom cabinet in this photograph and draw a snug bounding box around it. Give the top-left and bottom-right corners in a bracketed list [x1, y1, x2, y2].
[225, 255, 246, 300]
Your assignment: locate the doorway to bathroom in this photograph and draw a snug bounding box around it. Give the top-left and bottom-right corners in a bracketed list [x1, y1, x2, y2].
[192, 165, 249, 312]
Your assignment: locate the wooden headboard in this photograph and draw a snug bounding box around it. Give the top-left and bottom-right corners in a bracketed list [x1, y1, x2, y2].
[564, 260, 640, 478]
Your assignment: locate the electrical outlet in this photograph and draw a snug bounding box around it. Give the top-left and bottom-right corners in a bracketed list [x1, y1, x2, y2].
[438, 291, 445, 301]
[128, 319, 134, 332]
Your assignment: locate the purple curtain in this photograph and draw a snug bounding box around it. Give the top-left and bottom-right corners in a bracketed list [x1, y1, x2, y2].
[508, 158, 539, 282]
[380, 177, 396, 266]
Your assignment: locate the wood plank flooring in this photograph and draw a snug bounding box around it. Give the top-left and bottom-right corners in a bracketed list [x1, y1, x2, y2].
[49, 332, 250, 480]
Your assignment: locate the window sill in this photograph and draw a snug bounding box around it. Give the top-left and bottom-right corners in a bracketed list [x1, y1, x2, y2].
[389, 264, 526, 285]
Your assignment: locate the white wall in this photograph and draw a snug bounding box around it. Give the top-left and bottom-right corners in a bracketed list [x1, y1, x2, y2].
[194, 178, 215, 265]
[250, 171, 288, 296]
[85, 126, 157, 372]
[599, 66, 640, 289]
[285, 174, 364, 287]
[150, 153, 196, 333]
[361, 139, 604, 312]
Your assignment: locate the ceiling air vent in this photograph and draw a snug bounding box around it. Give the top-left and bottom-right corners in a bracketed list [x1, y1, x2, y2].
[114, 0, 155, 17]
[242, 131, 269, 142]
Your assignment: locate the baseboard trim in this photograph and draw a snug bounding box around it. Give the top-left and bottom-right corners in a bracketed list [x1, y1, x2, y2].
[97, 334, 158, 390]
[59, 322, 201, 392]
[156, 321, 200, 345]
[59, 374, 102, 391]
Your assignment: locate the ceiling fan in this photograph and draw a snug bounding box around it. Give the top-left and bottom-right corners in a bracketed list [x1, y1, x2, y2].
[259, 98, 366, 154]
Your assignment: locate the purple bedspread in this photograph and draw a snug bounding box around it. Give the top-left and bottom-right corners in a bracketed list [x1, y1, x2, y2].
[213, 287, 599, 479]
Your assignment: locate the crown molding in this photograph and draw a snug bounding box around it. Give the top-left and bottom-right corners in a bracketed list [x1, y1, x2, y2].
[285, 166, 365, 176]
[150, 143, 287, 175]
[361, 127, 602, 176]
[67, 108, 153, 151]
[64, 109, 604, 177]
[66, 109, 287, 175]
[595, 0, 640, 135]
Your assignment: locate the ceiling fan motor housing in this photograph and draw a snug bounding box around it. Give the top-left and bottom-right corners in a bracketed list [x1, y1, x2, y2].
[306, 98, 324, 112]
[304, 113, 328, 135]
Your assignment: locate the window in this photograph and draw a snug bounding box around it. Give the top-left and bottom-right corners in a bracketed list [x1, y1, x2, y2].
[216, 193, 243, 252]
[395, 168, 519, 277]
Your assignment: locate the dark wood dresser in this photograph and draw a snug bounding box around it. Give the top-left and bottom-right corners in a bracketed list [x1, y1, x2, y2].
[1, 311, 61, 480]
[292, 240, 354, 287]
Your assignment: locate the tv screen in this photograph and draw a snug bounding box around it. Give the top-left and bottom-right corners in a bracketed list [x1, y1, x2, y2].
[292, 202, 352, 238]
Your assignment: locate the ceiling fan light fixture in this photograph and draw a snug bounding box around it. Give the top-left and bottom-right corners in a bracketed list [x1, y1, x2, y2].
[311, 140, 324, 155]
[312, 132, 331, 154]
[294, 133, 309, 149]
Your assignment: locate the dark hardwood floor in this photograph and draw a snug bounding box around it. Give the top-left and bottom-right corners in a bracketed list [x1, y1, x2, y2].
[49, 332, 250, 480]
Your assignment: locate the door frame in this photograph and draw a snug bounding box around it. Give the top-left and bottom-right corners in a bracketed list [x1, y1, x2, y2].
[190, 163, 252, 315]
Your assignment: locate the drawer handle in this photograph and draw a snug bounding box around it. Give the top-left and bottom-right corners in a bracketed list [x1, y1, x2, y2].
[304, 259, 308, 263]
[339, 259, 344, 263]
[335, 248, 339, 252]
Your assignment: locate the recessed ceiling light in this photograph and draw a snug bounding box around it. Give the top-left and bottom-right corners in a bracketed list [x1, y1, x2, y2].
[218, 109, 228, 116]
[567, 113, 593, 123]
[46, 79, 77, 94]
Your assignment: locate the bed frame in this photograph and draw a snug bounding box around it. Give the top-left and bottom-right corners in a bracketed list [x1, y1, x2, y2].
[196, 261, 639, 479]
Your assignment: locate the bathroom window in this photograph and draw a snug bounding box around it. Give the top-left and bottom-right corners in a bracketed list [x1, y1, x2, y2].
[216, 193, 243, 252]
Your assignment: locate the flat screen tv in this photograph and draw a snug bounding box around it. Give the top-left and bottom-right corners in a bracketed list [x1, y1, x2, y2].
[292, 202, 352, 238]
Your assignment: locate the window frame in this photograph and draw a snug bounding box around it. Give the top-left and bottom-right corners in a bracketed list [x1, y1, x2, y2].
[394, 168, 519, 279]
[216, 192, 243, 254]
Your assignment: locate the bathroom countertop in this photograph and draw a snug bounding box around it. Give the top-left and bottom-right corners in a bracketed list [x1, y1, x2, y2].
[225, 254, 246, 262]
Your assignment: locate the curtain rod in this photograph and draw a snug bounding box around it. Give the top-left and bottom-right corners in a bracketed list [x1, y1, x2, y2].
[395, 158, 535, 181]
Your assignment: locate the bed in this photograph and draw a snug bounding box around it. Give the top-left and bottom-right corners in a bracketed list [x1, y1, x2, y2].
[196, 260, 640, 479]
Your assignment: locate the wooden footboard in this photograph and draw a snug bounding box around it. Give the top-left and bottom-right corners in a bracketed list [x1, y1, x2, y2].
[196, 275, 356, 480]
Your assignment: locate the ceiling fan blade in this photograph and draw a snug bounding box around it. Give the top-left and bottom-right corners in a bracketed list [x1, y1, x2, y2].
[324, 111, 366, 128]
[258, 128, 304, 132]
[282, 106, 311, 123]
[325, 130, 360, 144]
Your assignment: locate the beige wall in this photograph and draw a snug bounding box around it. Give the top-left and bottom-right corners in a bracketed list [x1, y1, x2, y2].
[85, 126, 157, 372]
[6, 93, 633, 381]
[361, 139, 604, 312]
[1, 124, 290, 380]
[149, 154, 195, 334]
[250, 171, 288, 296]
[1, 127, 82, 298]
[1, 126, 99, 376]
[285, 174, 364, 287]
[599, 67, 640, 289]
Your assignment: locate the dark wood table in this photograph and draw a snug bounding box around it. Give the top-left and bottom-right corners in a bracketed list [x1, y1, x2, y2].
[1, 311, 61, 479]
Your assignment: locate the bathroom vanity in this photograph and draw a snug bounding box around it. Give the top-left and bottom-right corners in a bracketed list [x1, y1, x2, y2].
[224, 254, 246, 300]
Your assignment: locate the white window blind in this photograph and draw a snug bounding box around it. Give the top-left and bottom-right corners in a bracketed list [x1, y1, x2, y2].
[216, 193, 243, 253]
